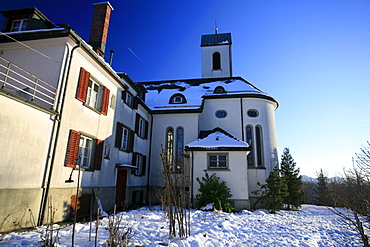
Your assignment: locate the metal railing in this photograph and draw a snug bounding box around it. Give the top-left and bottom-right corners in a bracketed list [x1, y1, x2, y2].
[0, 56, 57, 109]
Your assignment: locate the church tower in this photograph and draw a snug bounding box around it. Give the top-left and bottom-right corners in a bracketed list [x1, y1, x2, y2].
[201, 32, 232, 78]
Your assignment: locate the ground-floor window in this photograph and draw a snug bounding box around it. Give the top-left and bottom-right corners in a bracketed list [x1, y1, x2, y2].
[208, 153, 228, 169]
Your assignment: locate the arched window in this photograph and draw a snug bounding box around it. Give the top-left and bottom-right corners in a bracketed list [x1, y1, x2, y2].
[246, 125, 254, 167]
[175, 127, 184, 172]
[213, 52, 221, 70]
[256, 126, 264, 167]
[214, 86, 226, 94]
[166, 127, 174, 166]
[169, 93, 187, 104]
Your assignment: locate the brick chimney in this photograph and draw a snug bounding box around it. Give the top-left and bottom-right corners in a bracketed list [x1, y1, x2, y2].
[89, 2, 113, 57]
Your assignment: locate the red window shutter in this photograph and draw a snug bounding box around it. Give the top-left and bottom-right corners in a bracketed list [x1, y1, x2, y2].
[93, 139, 104, 170]
[142, 156, 147, 176]
[128, 130, 135, 152]
[121, 90, 127, 101]
[131, 153, 137, 175]
[115, 122, 123, 148]
[65, 129, 81, 168]
[101, 87, 110, 115]
[133, 96, 139, 109]
[134, 113, 140, 133]
[76, 67, 90, 103]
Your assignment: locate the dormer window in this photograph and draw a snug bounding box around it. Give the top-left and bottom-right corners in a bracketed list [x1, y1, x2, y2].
[169, 94, 187, 104]
[214, 86, 226, 93]
[10, 19, 28, 32]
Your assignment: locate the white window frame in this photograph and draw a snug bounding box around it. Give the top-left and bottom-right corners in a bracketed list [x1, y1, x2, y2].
[138, 117, 146, 138]
[110, 94, 116, 109]
[11, 19, 28, 32]
[77, 135, 93, 169]
[121, 127, 129, 151]
[208, 153, 228, 169]
[104, 143, 110, 159]
[86, 78, 102, 110]
[135, 154, 143, 175]
[125, 93, 133, 107]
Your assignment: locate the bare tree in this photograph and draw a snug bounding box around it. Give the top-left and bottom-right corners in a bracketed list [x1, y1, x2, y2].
[160, 147, 190, 238]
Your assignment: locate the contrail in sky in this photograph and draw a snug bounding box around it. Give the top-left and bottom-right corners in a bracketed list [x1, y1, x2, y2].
[127, 47, 144, 64]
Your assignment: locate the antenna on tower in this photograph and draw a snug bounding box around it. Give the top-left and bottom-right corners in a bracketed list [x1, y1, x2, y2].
[215, 19, 218, 34]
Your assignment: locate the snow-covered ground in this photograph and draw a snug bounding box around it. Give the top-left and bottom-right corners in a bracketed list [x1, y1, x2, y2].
[0, 205, 368, 246]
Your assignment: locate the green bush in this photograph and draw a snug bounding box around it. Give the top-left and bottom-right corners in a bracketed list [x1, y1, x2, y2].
[195, 171, 233, 212]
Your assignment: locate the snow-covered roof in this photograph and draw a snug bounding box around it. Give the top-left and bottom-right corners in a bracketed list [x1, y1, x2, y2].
[185, 129, 249, 151]
[139, 77, 278, 112]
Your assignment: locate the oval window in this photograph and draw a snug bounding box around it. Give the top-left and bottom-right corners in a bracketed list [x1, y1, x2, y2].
[216, 110, 227, 118]
[247, 110, 259, 118]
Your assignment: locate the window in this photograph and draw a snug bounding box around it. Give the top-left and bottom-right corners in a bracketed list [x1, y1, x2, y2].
[11, 19, 28, 32]
[132, 153, 147, 176]
[115, 122, 134, 152]
[77, 135, 93, 169]
[247, 110, 259, 118]
[208, 154, 228, 169]
[246, 126, 254, 167]
[110, 94, 116, 109]
[256, 126, 264, 167]
[125, 92, 133, 107]
[166, 127, 174, 166]
[213, 52, 221, 70]
[76, 68, 110, 115]
[214, 86, 226, 93]
[104, 143, 110, 159]
[86, 78, 101, 109]
[169, 93, 187, 104]
[135, 114, 148, 139]
[64, 130, 103, 170]
[175, 127, 184, 172]
[216, 110, 227, 118]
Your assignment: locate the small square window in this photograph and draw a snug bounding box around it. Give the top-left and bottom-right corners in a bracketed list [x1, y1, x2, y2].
[11, 19, 28, 32]
[208, 154, 228, 169]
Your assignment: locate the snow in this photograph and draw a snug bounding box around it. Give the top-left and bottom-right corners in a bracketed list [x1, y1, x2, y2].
[142, 78, 270, 111]
[186, 131, 249, 149]
[0, 205, 367, 246]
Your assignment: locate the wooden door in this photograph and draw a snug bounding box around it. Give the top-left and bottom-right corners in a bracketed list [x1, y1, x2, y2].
[116, 169, 127, 208]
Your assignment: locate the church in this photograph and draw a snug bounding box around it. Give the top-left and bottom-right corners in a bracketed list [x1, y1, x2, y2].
[0, 2, 278, 232]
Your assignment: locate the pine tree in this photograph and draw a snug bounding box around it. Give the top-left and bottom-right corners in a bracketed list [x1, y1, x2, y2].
[316, 169, 330, 206]
[252, 166, 288, 213]
[280, 147, 303, 209]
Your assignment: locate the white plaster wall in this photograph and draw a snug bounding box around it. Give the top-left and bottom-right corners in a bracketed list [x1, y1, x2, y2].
[191, 150, 249, 201]
[242, 98, 279, 172]
[201, 45, 232, 78]
[200, 98, 243, 139]
[0, 96, 54, 189]
[149, 113, 199, 187]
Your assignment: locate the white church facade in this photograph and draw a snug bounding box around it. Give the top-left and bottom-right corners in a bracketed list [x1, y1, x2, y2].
[0, 2, 278, 232]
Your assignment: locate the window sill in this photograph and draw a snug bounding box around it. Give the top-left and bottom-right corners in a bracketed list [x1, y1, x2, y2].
[83, 103, 102, 115]
[206, 168, 230, 171]
[118, 148, 130, 153]
[247, 166, 266, 170]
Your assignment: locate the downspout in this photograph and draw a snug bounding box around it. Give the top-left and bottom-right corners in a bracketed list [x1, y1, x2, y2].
[145, 112, 154, 204]
[190, 150, 194, 207]
[38, 41, 81, 226]
[240, 96, 245, 141]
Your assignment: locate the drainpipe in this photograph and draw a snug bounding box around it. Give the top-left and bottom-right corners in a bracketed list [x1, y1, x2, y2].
[190, 150, 194, 207]
[38, 41, 81, 226]
[240, 96, 245, 141]
[145, 113, 154, 204]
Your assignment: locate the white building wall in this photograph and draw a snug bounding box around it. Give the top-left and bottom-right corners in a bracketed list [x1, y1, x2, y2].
[149, 113, 199, 187]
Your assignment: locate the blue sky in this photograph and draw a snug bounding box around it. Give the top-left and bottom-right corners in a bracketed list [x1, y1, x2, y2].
[2, 0, 370, 177]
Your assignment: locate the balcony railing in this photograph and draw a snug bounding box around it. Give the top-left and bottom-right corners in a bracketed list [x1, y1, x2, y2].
[0, 56, 57, 109]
